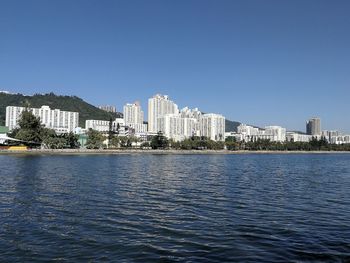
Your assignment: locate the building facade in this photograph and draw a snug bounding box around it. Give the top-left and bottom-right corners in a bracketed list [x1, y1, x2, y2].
[148, 94, 179, 133]
[85, 118, 130, 136]
[158, 114, 198, 141]
[6, 105, 79, 132]
[123, 101, 143, 125]
[85, 120, 111, 132]
[264, 126, 287, 142]
[98, 105, 117, 113]
[237, 124, 259, 137]
[237, 124, 286, 142]
[306, 117, 321, 135]
[157, 110, 225, 142]
[200, 114, 225, 141]
[286, 132, 313, 142]
[123, 101, 147, 133]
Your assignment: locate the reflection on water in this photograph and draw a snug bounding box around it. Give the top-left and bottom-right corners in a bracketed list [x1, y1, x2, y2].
[0, 153, 350, 262]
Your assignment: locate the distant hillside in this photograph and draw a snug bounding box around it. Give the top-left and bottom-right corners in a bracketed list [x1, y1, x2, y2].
[225, 119, 240, 132]
[0, 92, 122, 127]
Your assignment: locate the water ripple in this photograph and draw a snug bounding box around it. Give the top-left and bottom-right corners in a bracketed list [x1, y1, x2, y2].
[0, 154, 350, 262]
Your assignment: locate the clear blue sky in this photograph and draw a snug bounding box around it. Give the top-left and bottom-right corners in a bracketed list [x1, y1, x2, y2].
[1, 0, 349, 132]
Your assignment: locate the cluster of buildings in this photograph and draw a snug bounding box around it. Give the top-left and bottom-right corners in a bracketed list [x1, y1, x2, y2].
[148, 95, 225, 141]
[3, 95, 350, 145]
[229, 125, 287, 142]
[4, 94, 225, 142]
[85, 94, 225, 142]
[226, 117, 350, 144]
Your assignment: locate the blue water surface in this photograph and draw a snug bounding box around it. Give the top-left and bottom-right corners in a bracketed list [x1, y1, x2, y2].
[0, 153, 349, 262]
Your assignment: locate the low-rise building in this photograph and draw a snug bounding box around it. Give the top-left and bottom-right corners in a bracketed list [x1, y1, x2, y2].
[331, 135, 350, 144]
[264, 126, 286, 142]
[85, 118, 130, 136]
[286, 132, 313, 142]
[85, 120, 111, 132]
[237, 124, 286, 142]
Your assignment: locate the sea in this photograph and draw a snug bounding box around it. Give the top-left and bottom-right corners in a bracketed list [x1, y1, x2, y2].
[0, 153, 349, 262]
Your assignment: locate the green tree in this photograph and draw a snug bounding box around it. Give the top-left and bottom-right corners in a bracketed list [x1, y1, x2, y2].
[15, 110, 43, 143]
[86, 129, 105, 149]
[141, 141, 151, 148]
[63, 132, 80, 149]
[41, 129, 79, 149]
[118, 136, 129, 147]
[110, 136, 120, 148]
[225, 136, 239, 150]
[128, 136, 139, 148]
[150, 131, 169, 149]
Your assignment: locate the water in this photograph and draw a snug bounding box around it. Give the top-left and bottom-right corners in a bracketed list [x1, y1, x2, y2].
[0, 153, 350, 262]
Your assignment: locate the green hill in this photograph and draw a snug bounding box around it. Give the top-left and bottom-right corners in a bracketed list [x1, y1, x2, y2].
[0, 92, 122, 127]
[225, 119, 240, 132]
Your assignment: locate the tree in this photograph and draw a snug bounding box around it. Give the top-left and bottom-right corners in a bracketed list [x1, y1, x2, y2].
[17, 110, 42, 130]
[43, 136, 66, 149]
[63, 132, 80, 149]
[116, 123, 120, 135]
[150, 131, 169, 149]
[15, 110, 43, 143]
[128, 136, 139, 148]
[225, 136, 239, 150]
[118, 136, 129, 147]
[86, 129, 105, 149]
[108, 117, 114, 148]
[109, 136, 120, 148]
[141, 141, 151, 148]
[40, 129, 80, 149]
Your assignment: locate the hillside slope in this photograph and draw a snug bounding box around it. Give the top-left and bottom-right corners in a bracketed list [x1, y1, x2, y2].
[0, 92, 121, 127]
[225, 119, 240, 132]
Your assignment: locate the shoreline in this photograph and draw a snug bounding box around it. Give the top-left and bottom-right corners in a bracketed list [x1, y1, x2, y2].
[1, 149, 350, 155]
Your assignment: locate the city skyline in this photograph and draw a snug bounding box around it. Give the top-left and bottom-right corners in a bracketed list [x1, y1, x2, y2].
[5, 92, 349, 144]
[1, 1, 349, 132]
[2, 89, 349, 135]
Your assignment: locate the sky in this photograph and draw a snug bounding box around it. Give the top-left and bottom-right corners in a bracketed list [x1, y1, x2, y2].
[0, 0, 349, 132]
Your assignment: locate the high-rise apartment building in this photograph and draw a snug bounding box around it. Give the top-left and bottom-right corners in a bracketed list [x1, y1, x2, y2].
[6, 105, 79, 132]
[158, 114, 197, 141]
[123, 101, 147, 133]
[123, 101, 144, 125]
[306, 117, 321, 135]
[200, 114, 226, 141]
[148, 94, 179, 133]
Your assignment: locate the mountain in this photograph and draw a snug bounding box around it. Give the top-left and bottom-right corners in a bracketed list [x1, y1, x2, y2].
[0, 92, 122, 127]
[225, 119, 241, 132]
